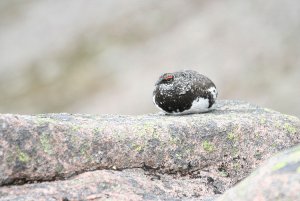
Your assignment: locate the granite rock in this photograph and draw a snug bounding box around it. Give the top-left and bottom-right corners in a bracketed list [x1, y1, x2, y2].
[217, 145, 300, 201]
[0, 100, 299, 200]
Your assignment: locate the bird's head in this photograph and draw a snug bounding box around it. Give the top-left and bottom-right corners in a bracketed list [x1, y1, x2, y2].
[155, 73, 175, 86]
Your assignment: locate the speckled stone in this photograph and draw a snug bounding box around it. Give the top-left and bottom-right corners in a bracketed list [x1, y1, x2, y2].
[217, 145, 300, 201]
[0, 100, 299, 200]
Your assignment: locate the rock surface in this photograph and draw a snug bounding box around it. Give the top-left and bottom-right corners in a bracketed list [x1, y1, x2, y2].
[0, 100, 300, 200]
[217, 144, 300, 201]
[0, 169, 217, 201]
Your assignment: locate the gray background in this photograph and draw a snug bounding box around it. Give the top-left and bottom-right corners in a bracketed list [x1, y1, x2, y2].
[0, 0, 299, 117]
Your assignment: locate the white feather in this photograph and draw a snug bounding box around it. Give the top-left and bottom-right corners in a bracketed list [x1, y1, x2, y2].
[172, 97, 211, 115]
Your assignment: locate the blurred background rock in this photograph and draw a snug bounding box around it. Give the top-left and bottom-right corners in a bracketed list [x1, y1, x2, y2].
[0, 0, 299, 117]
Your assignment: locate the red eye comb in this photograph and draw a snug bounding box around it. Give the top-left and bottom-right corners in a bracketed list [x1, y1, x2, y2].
[164, 75, 174, 80]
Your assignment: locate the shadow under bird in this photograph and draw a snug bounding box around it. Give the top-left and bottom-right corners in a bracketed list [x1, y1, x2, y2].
[153, 70, 218, 115]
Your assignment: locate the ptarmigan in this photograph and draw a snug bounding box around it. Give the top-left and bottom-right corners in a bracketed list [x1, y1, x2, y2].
[153, 70, 218, 115]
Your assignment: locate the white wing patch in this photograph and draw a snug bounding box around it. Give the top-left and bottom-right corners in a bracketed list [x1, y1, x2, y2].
[153, 91, 216, 115]
[172, 97, 211, 115]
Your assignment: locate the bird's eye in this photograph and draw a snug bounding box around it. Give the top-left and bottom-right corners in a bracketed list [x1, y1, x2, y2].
[163, 75, 174, 81]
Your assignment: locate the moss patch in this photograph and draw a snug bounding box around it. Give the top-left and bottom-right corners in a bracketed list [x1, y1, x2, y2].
[202, 140, 215, 153]
[283, 123, 297, 135]
[227, 132, 235, 141]
[132, 144, 143, 153]
[272, 162, 287, 171]
[40, 133, 53, 155]
[18, 151, 30, 163]
[35, 117, 57, 126]
[16, 147, 30, 163]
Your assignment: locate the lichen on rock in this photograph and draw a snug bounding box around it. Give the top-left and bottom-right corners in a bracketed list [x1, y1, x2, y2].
[217, 145, 300, 201]
[0, 100, 300, 200]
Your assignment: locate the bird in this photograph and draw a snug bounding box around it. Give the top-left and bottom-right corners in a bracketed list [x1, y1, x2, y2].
[153, 70, 218, 115]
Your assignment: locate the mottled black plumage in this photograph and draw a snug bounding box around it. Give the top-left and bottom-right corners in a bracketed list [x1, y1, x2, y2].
[153, 70, 218, 114]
